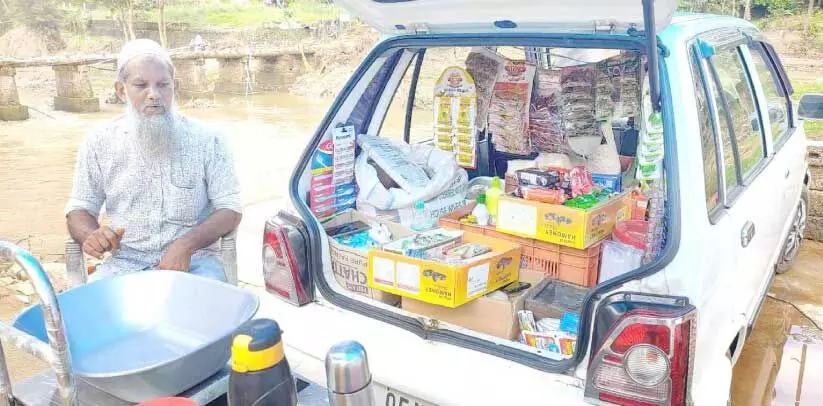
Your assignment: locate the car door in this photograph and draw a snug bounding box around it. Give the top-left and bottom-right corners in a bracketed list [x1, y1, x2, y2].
[696, 36, 782, 321]
[745, 41, 804, 242]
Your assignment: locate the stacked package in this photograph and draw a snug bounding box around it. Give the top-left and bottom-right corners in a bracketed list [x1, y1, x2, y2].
[488, 60, 536, 155]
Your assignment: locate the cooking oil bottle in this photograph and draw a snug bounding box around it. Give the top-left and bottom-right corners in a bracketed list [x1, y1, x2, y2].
[228, 318, 297, 406]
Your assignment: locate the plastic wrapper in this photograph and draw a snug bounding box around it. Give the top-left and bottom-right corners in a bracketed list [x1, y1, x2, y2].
[488, 60, 536, 155]
[529, 68, 567, 153]
[309, 125, 358, 219]
[521, 186, 566, 204]
[465, 48, 505, 132]
[569, 165, 594, 198]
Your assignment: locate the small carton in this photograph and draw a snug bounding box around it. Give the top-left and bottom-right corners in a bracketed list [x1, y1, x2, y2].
[496, 191, 632, 249]
[401, 269, 546, 339]
[368, 231, 521, 308]
[324, 210, 415, 305]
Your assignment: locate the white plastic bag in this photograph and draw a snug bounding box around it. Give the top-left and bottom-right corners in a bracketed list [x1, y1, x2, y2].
[356, 138, 469, 227]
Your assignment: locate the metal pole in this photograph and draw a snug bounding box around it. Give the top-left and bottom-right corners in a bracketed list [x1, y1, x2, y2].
[642, 0, 661, 112]
[325, 341, 374, 406]
[0, 241, 77, 406]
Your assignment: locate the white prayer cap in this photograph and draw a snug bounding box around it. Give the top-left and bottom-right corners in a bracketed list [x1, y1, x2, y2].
[116, 38, 175, 80]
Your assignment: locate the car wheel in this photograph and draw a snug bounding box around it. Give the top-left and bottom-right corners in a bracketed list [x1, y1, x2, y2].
[776, 186, 809, 274]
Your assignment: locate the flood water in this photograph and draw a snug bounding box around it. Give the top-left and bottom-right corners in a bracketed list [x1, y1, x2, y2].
[3, 87, 823, 403]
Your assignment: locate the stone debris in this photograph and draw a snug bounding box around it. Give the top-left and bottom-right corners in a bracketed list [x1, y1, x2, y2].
[15, 295, 30, 304]
[9, 282, 35, 296]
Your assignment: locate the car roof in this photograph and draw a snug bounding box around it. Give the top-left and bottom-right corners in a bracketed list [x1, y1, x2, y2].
[660, 13, 759, 48]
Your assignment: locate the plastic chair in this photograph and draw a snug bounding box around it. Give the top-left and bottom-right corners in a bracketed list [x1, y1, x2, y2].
[64, 229, 239, 287]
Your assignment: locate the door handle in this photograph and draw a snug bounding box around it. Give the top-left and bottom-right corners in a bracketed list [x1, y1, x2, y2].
[785, 169, 791, 179]
[741, 221, 756, 248]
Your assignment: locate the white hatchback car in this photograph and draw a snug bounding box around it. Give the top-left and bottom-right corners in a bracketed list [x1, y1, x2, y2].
[249, 1, 823, 405]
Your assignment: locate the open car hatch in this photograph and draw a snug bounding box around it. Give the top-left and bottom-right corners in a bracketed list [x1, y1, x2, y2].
[334, 0, 677, 35]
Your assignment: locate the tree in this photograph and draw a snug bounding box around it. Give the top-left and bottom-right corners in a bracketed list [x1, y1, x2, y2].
[9, 0, 66, 51]
[807, 0, 816, 33]
[744, 0, 752, 19]
[157, 0, 166, 47]
[89, 0, 138, 41]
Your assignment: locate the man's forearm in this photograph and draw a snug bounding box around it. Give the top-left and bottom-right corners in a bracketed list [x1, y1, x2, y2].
[175, 209, 242, 253]
[67, 210, 100, 244]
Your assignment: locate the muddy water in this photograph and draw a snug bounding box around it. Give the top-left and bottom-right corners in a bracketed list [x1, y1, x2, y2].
[0, 93, 332, 260]
[731, 241, 823, 405]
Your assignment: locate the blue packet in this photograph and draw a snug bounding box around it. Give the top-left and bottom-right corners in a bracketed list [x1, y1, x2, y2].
[560, 311, 579, 336]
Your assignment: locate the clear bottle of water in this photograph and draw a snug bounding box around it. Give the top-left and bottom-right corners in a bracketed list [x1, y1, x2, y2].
[411, 200, 432, 232]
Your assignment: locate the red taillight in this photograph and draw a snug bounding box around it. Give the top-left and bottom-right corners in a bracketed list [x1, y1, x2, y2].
[586, 308, 696, 406]
[263, 217, 310, 305]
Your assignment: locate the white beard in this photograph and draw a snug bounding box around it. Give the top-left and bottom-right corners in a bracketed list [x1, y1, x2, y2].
[125, 97, 177, 161]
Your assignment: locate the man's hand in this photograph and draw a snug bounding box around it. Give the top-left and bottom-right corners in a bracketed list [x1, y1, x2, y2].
[158, 240, 193, 272]
[82, 226, 125, 259]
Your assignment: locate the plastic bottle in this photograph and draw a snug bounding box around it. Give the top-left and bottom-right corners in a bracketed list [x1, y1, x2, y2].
[228, 318, 297, 406]
[471, 193, 490, 226]
[411, 200, 433, 232]
[485, 177, 504, 224]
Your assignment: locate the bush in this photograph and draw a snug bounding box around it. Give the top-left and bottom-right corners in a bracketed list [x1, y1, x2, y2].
[9, 0, 66, 51]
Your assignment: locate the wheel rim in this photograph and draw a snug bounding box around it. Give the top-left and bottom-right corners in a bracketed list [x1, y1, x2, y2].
[782, 198, 807, 265]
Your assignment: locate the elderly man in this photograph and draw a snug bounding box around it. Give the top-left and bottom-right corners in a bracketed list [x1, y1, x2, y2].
[65, 39, 242, 282]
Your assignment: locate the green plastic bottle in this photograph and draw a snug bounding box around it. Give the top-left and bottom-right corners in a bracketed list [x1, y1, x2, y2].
[485, 177, 504, 224]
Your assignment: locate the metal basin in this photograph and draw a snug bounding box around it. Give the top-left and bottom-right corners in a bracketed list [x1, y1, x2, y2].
[11, 270, 259, 403]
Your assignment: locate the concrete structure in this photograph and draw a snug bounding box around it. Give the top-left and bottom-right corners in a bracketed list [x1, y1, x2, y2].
[255, 54, 306, 92]
[0, 66, 29, 121]
[215, 57, 254, 94]
[806, 141, 823, 242]
[53, 65, 100, 113]
[0, 47, 315, 120]
[175, 58, 212, 99]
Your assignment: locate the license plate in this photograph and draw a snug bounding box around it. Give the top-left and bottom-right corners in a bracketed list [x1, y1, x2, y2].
[374, 383, 436, 406]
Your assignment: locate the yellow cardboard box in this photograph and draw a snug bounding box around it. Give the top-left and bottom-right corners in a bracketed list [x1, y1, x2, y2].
[367, 232, 521, 308]
[496, 191, 632, 249]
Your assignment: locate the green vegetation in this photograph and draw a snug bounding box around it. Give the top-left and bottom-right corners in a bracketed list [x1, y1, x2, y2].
[792, 77, 823, 141]
[159, 1, 340, 29]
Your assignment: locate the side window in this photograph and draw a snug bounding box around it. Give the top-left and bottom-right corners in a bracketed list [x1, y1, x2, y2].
[689, 56, 720, 213]
[750, 43, 790, 145]
[710, 47, 766, 178]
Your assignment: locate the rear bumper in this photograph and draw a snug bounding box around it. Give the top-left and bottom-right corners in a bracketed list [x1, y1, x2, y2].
[248, 285, 589, 405]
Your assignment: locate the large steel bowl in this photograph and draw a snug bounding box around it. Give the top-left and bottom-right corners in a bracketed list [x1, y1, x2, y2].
[11, 270, 259, 403]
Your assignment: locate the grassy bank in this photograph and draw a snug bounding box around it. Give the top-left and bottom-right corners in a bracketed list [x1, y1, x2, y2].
[163, 1, 341, 29]
[792, 77, 823, 141]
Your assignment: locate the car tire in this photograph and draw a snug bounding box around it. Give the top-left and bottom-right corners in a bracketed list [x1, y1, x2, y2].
[776, 185, 809, 274]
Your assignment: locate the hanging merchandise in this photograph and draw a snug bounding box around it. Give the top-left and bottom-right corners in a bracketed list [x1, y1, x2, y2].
[488, 60, 537, 155]
[433, 66, 478, 169]
[465, 48, 506, 133]
[309, 125, 358, 219]
[529, 68, 566, 153]
[618, 52, 643, 118]
[636, 76, 664, 182]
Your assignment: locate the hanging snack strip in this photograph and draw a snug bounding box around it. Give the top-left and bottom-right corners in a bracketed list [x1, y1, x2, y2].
[433, 66, 478, 169]
[635, 74, 667, 264]
[559, 64, 599, 140]
[488, 60, 537, 155]
[528, 68, 567, 153]
[465, 48, 506, 133]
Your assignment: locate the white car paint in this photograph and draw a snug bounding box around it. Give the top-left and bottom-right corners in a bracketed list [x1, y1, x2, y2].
[237, 6, 809, 405]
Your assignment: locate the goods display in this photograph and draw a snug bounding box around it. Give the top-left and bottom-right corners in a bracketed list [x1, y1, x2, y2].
[308, 45, 664, 363]
[488, 60, 536, 155]
[465, 48, 506, 133]
[309, 125, 358, 219]
[324, 210, 416, 305]
[368, 230, 520, 308]
[433, 66, 479, 169]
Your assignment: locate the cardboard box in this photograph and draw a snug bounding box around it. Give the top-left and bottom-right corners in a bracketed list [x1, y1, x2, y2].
[496, 191, 632, 249]
[401, 269, 546, 340]
[324, 210, 415, 305]
[367, 231, 521, 308]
